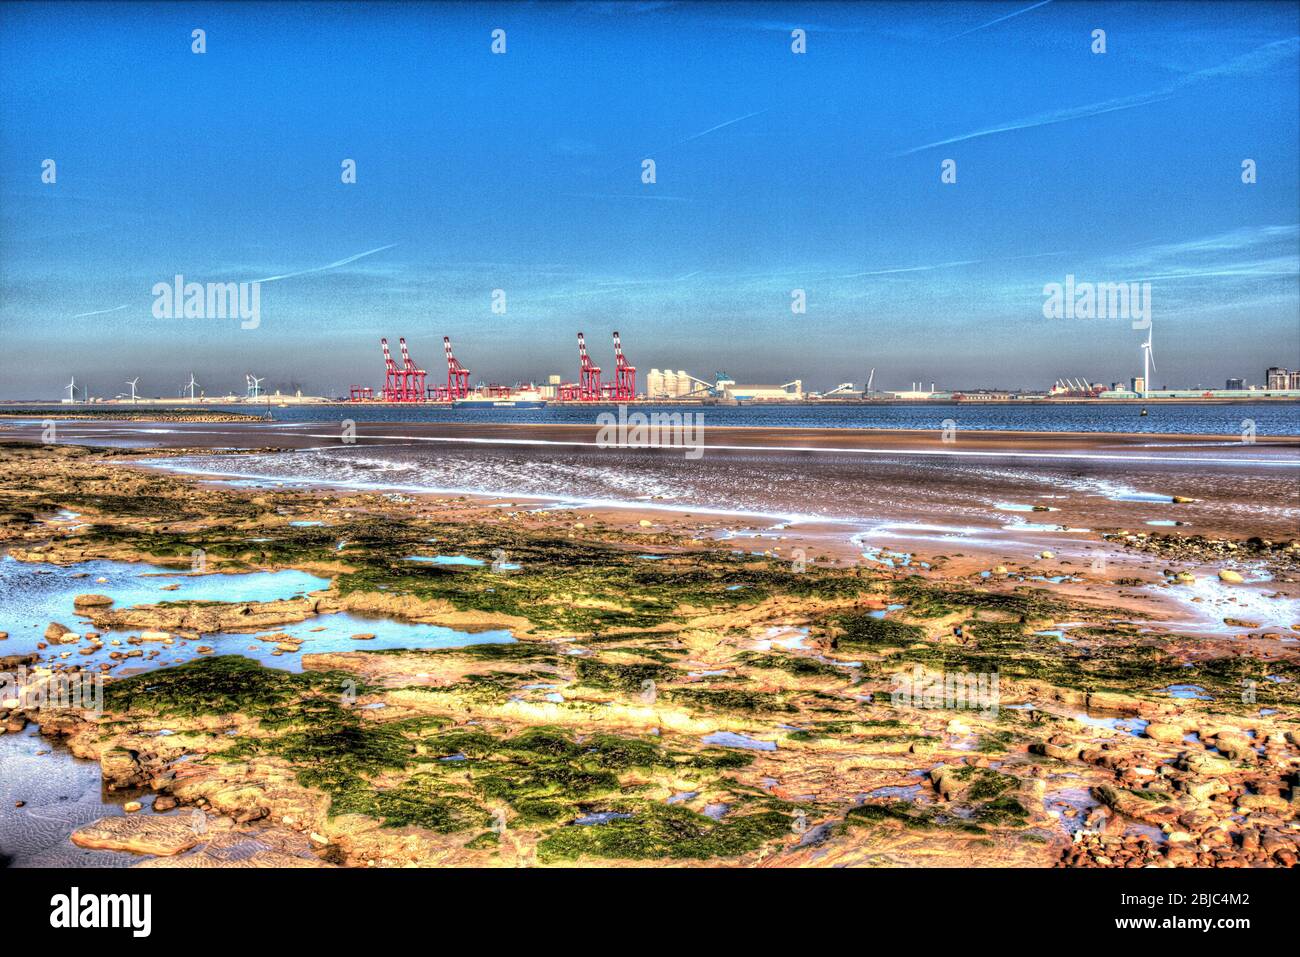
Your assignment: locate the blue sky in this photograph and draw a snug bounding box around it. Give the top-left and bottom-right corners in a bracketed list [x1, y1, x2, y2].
[1, 0, 1297, 398]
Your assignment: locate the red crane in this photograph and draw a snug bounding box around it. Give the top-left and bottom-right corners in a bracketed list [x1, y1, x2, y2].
[380, 338, 403, 401]
[577, 332, 602, 400]
[444, 336, 471, 399]
[398, 338, 427, 401]
[611, 330, 636, 400]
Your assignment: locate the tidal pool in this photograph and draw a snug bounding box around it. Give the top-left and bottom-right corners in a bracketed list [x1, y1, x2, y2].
[0, 556, 330, 657]
[0, 726, 157, 868]
[86, 612, 516, 674]
[702, 731, 777, 751]
[0, 556, 512, 674]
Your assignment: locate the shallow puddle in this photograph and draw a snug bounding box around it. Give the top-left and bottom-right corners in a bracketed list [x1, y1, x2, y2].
[0, 726, 158, 868]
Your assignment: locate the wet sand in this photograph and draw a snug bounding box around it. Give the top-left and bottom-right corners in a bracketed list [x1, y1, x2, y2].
[5, 417, 1298, 635]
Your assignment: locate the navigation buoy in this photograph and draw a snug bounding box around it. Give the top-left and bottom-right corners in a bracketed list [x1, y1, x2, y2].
[1140, 407, 1149, 416]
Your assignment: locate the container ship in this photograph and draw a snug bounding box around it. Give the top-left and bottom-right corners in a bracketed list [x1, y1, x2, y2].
[452, 385, 548, 410]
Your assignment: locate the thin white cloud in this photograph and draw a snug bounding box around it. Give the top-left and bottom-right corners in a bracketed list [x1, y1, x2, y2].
[71, 303, 128, 318]
[898, 37, 1299, 155]
[941, 0, 1054, 43]
[250, 243, 400, 284]
[677, 109, 767, 145]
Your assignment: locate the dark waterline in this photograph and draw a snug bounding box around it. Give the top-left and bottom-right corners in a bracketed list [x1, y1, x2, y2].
[198, 402, 1300, 435]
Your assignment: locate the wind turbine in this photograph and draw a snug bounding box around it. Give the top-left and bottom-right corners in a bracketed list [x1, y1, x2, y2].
[1140, 322, 1155, 398]
[65, 376, 78, 402]
[126, 377, 140, 404]
[184, 373, 199, 401]
[247, 374, 264, 399]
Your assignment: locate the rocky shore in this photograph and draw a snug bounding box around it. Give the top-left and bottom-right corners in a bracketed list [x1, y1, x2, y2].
[1, 440, 1296, 868]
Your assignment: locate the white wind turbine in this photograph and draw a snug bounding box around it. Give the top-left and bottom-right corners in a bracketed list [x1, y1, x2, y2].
[184, 373, 199, 401]
[126, 377, 140, 403]
[247, 373, 264, 399]
[65, 375, 78, 402]
[1140, 320, 1155, 398]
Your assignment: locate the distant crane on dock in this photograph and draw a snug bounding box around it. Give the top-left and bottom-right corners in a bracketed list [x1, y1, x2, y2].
[611, 331, 636, 400]
[443, 336, 471, 399]
[577, 332, 602, 400]
[398, 338, 427, 401]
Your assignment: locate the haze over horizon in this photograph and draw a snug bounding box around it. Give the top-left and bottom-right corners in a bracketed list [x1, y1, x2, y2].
[1, 0, 1298, 400]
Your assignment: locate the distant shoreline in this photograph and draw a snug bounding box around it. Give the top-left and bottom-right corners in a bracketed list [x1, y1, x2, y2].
[4, 396, 1300, 408]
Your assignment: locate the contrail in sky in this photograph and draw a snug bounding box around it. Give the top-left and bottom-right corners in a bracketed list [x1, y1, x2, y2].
[251, 242, 400, 284]
[899, 37, 1297, 155]
[942, 0, 1053, 42]
[677, 109, 767, 145]
[71, 304, 128, 318]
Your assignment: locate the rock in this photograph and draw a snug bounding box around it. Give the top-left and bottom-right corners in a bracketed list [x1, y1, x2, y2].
[1176, 751, 1236, 776]
[350, 633, 376, 641]
[140, 630, 171, 642]
[1172, 496, 1196, 504]
[992, 566, 1008, 575]
[1183, 778, 1229, 801]
[1039, 551, 1054, 560]
[276, 643, 301, 653]
[945, 719, 970, 735]
[44, 622, 77, 643]
[1224, 618, 1261, 628]
[1144, 723, 1184, 744]
[638, 519, 653, 527]
[153, 795, 178, 812]
[930, 765, 970, 800]
[123, 801, 143, 813]
[1085, 690, 1143, 714]
[1218, 570, 1244, 584]
[1093, 785, 1177, 824]
[1214, 734, 1255, 761]
[71, 815, 203, 856]
[1031, 737, 1082, 761]
[73, 594, 113, 608]
[1174, 572, 1195, 584]
[1236, 794, 1291, 814]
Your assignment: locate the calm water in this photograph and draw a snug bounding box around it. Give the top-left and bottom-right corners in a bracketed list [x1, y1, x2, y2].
[15, 401, 1296, 435]
[0, 556, 514, 674]
[208, 402, 1300, 435]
